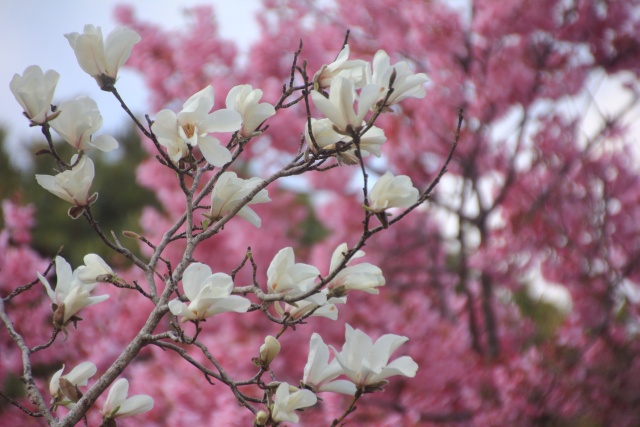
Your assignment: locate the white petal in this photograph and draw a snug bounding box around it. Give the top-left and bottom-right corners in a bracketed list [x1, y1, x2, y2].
[182, 263, 212, 301]
[199, 135, 232, 168]
[311, 90, 346, 132]
[201, 109, 242, 133]
[103, 27, 141, 77]
[116, 395, 154, 418]
[64, 361, 97, 386]
[204, 295, 251, 317]
[236, 206, 262, 228]
[371, 334, 409, 369]
[152, 110, 179, 141]
[371, 356, 418, 382]
[103, 378, 129, 414]
[89, 134, 118, 152]
[49, 366, 65, 395]
[182, 86, 214, 115]
[168, 299, 194, 320]
[319, 380, 356, 395]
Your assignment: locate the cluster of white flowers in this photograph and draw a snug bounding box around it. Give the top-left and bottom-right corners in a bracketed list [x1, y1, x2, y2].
[309, 45, 425, 221]
[48, 362, 153, 423]
[11, 25, 140, 219]
[10, 22, 432, 426]
[268, 243, 385, 322]
[151, 83, 277, 167]
[302, 325, 418, 393]
[264, 324, 418, 423]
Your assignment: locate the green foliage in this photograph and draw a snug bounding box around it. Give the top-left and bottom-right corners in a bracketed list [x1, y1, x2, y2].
[0, 129, 24, 209]
[0, 125, 159, 267]
[295, 193, 330, 247]
[513, 285, 567, 343]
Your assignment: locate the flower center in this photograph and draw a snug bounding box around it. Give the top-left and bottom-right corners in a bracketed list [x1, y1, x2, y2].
[181, 123, 196, 138]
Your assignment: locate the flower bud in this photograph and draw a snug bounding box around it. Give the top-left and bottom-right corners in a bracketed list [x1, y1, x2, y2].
[122, 231, 142, 240]
[259, 335, 281, 366]
[254, 410, 269, 426]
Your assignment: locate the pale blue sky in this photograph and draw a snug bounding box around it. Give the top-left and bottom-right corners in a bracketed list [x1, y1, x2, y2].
[1, 1, 260, 167]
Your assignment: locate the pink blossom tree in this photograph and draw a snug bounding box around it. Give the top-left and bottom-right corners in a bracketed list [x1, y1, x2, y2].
[116, 0, 640, 425]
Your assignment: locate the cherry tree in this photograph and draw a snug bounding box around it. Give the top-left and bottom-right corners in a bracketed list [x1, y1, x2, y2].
[116, 0, 640, 425]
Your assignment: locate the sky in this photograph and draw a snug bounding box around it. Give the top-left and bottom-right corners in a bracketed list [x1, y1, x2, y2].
[0, 0, 261, 168]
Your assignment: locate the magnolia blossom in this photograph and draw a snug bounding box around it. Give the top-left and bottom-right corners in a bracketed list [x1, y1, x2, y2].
[303, 333, 357, 395]
[305, 118, 386, 164]
[151, 85, 241, 166]
[368, 50, 429, 107]
[270, 382, 317, 423]
[208, 172, 270, 228]
[225, 84, 276, 137]
[35, 156, 97, 218]
[50, 96, 118, 152]
[267, 247, 319, 296]
[332, 324, 418, 388]
[75, 253, 114, 284]
[168, 262, 250, 322]
[10, 65, 60, 125]
[50, 361, 97, 409]
[65, 25, 141, 88]
[275, 290, 344, 321]
[313, 45, 368, 89]
[328, 243, 385, 295]
[369, 171, 420, 213]
[311, 76, 384, 134]
[101, 378, 154, 421]
[38, 256, 109, 327]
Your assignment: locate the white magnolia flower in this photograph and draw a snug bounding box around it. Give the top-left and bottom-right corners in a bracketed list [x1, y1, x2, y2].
[101, 378, 154, 421]
[368, 50, 429, 108]
[38, 256, 109, 327]
[168, 262, 250, 322]
[369, 171, 419, 213]
[304, 118, 386, 164]
[35, 156, 97, 218]
[304, 118, 342, 150]
[271, 382, 317, 423]
[303, 333, 357, 395]
[328, 243, 385, 295]
[259, 336, 281, 366]
[267, 247, 319, 296]
[10, 65, 60, 125]
[332, 324, 418, 388]
[50, 96, 118, 152]
[50, 361, 97, 409]
[225, 84, 276, 137]
[275, 290, 344, 321]
[209, 172, 271, 228]
[75, 253, 114, 284]
[65, 25, 141, 88]
[313, 45, 368, 89]
[151, 85, 242, 166]
[311, 76, 384, 135]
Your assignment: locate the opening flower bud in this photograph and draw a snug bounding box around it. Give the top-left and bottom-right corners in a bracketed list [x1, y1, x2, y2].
[259, 335, 281, 366]
[254, 410, 269, 426]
